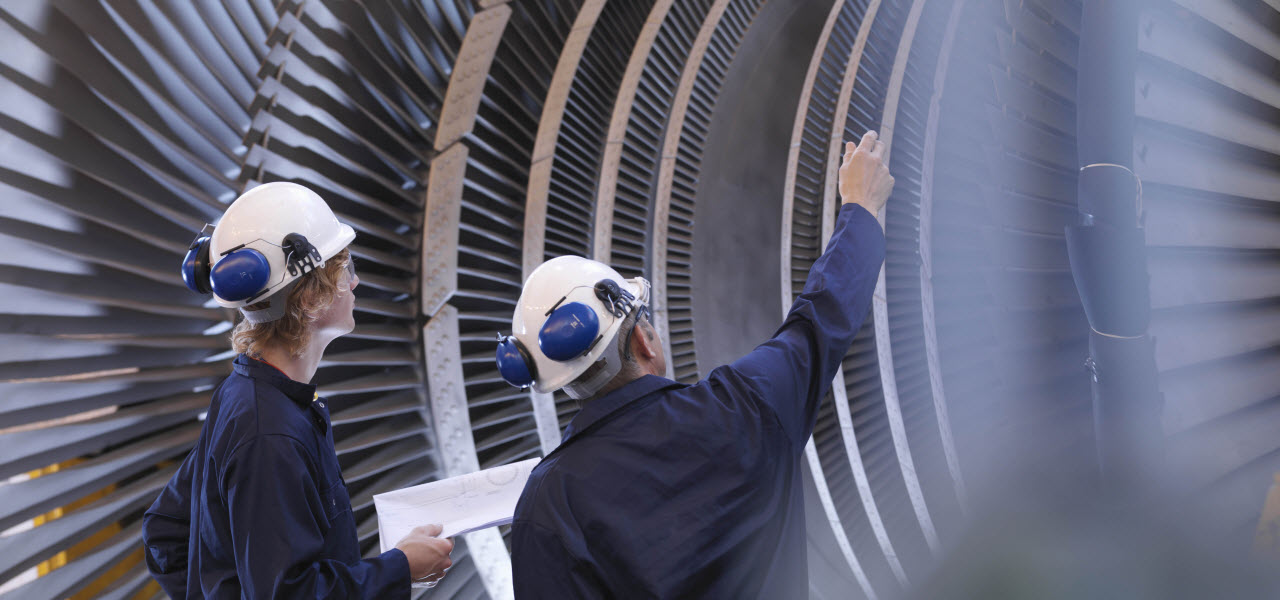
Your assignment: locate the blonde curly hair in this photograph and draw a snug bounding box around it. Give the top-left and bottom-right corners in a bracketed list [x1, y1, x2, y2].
[231, 248, 351, 358]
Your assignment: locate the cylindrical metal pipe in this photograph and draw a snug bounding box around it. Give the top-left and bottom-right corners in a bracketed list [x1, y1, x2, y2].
[1077, 0, 1139, 228]
[1069, 0, 1164, 491]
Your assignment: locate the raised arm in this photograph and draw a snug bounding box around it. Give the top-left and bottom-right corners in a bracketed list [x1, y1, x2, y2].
[714, 131, 893, 447]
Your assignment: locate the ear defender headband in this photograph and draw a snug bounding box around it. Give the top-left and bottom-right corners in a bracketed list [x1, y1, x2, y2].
[495, 278, 641, 389]
[180, 228, 320, 304]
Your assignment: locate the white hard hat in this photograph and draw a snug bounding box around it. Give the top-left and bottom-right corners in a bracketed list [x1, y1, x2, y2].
[496, 256, 650, 399]
[181, 182, 355, 320]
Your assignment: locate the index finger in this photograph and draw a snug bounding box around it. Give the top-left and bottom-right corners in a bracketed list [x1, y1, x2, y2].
[857, 130, 878, 152]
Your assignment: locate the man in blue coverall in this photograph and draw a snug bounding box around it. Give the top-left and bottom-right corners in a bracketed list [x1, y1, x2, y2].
[142, 182, 453, 598]
[495, 131, 894, 598]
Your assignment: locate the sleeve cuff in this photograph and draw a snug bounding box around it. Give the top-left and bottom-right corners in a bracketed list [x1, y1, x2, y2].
[838, 202, 887, 251]
[381, 548, 412, 599]
[839, 201, 876, 221]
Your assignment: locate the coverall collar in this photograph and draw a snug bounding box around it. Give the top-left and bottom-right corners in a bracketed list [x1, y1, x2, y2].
[232, 353, 319, 407]
[560, 374, 684, 445]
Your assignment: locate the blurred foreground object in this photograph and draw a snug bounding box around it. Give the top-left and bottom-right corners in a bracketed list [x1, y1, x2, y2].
[1251, 474, 1280, 561]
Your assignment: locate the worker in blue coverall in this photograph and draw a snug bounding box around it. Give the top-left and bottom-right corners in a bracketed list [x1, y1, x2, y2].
[142, 182, 453, 598]
[493, 130, 895, 598]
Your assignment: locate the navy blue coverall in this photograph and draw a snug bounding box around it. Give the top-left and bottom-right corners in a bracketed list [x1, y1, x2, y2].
[510, 203, 886, 598]
[141, 355, 409, 599]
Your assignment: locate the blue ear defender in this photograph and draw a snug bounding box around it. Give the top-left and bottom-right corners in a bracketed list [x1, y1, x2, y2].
[182, 235, 213, 294]
[180, 223, 277, 301]
[209, 247, 272, 302]
[496, 334, 537, 387]
[539, 301, 602, 361]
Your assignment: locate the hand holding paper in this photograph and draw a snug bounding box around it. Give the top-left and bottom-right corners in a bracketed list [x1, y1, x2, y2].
[394, 523, 453, 586]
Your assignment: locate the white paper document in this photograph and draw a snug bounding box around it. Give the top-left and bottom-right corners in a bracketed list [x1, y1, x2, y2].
[374, 458, 540, 553]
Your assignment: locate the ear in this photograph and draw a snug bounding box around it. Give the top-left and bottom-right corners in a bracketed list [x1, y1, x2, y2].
[631, 320, 658, 359]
